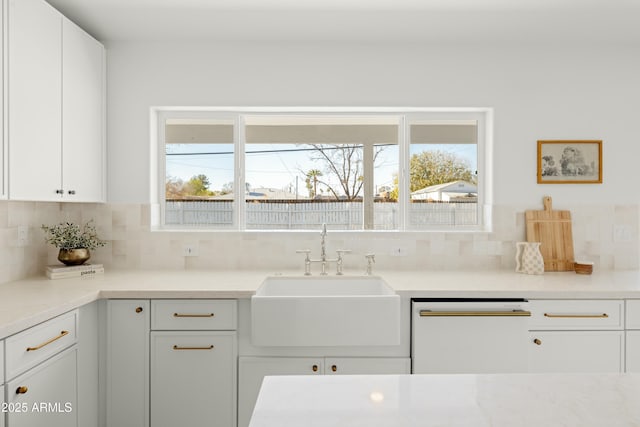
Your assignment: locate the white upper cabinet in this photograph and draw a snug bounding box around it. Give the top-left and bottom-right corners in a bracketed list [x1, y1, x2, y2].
[7, 0, 104, 202]
[8, 0, 62, 201]
[62, 17, 104, 202]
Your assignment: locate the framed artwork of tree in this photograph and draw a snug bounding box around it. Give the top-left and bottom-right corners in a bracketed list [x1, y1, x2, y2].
[537, 140, 602, 184]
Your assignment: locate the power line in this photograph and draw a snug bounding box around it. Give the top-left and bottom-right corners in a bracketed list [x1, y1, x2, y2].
[166, 143, 397, 156]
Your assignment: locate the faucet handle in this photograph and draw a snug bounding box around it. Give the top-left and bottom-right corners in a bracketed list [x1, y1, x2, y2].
[365, 254, 375, 275]
[296, 249, 312, 275]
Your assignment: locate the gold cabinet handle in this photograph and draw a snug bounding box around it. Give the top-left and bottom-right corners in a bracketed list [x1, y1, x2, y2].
[16, 386, 28, 395]
[544, 313, 609, 318]
[135, 307, 143, 313]
[172, 345, 214, 350]
[331, 365, 337, 372]
[173, 313, 215, 318]
[26, 330, 69, 352]
[312, 364, 318, 372]
[533, 338, 542, 345]
[420, 310, 531, 317]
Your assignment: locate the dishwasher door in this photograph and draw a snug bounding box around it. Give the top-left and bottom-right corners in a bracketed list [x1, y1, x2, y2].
[412, 298, 531, 374]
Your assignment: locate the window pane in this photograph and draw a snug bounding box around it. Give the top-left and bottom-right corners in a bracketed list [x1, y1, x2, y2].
[164, 119, 235, 227]
[408, 121, 478, 228]
[244, 115, 399, 230]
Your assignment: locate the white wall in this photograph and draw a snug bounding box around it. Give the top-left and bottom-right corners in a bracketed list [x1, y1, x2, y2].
[106, 41, 640, 205]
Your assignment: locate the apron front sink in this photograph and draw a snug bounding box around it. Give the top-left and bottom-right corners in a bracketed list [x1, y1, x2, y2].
[251, 276, 400, 347]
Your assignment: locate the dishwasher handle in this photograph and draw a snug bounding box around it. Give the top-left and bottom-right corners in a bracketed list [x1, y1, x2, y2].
[419, 310, 531, 317]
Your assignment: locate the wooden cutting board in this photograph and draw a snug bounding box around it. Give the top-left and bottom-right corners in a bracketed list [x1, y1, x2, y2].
[525, 196, 575, 271]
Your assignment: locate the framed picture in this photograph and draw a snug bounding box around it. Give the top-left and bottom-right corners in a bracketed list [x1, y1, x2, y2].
[537, 140, 602, 184]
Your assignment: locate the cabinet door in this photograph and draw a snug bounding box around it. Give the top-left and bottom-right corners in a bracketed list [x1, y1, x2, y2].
[62, 18, 104, 202]
[528, 331, 624, 373]
[238, 357, 323, 427]
[324, 357, 410, 375]
[106, 300, 149, 427]
[6, 346, 77, 427]
[626, 331, 640, 372]
[151, 331, 237, 427]
[8, 0, 62, 201]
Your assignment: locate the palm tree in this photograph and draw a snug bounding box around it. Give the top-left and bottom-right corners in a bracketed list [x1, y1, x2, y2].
[305, 169, 323, 198]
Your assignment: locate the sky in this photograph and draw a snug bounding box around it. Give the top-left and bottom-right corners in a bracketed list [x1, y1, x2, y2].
[166, 143, 477, 197]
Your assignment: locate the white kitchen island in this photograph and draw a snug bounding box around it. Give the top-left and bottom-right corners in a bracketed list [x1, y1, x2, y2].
[249, 373, 640, 426]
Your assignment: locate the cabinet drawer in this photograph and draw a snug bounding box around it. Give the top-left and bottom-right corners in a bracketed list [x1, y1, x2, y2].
[6, 310, 78, 380]
[529, 300, 623, 330]
[626, 300, 640, 329]
[151, 300, 237, 330]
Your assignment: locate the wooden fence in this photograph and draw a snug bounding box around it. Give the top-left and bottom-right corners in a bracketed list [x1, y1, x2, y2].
[165, 200, 477, 228]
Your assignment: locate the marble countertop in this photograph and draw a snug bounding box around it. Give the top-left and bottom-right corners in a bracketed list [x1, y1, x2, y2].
[250, 373, 640, 427]
[1, 268, 640, 338]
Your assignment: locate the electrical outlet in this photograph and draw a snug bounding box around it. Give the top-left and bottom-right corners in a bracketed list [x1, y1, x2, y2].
[17, 226, 29, 247]
[614, 225, 633, 242]
[183, 244, 199, 257]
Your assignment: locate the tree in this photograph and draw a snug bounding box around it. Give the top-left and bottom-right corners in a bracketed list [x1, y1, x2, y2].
[308, 144, 384, 200]
[305, 169, 323, 198]
[408, 150, 474, 192]
[165, 176, 185, 199]
[184, 174, 214, 197]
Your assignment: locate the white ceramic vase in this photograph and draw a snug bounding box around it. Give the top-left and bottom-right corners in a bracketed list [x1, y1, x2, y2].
[515, 242, 544, 275]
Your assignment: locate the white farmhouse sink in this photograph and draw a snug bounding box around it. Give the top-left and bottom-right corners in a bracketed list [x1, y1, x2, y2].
[251, 276, 400, 347]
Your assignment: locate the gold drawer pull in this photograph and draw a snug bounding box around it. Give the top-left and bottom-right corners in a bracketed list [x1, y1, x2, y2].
[420, 310, 531, 317]
[173, 313, 215, 318]
[173, 345, 214, 350]
[533, 338, 542, 345]
[312, 365, 318, 372]
[135, 307, 144, 313]
[26, 330, 69, 352]
[331, 365, 337, 372]
[16, 386, 28, 394]
[544, 313, 609, 319]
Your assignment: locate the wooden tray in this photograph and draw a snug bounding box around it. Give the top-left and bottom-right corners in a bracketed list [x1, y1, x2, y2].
[525, 196, 575, 271]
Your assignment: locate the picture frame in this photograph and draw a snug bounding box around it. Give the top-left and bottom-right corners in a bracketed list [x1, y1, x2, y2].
[537, 140, 602, 184]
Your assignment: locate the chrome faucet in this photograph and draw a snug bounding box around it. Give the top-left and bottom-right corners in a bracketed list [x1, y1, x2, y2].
[320, 223, 327, 264]
[296, 223, 350, 275]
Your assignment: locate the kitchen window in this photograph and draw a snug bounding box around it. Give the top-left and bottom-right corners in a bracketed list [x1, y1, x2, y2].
[154, 108, 490, 231]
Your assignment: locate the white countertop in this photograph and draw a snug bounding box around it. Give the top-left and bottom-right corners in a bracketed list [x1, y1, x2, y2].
[249, 373, 640, 427]
[1, 268, 640, 338]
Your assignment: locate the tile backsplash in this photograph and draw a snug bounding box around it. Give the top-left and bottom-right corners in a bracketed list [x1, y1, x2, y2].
[0, 200, 637, 284]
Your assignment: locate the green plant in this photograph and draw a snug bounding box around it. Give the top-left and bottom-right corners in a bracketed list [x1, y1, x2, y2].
[41, 220, 106, 250]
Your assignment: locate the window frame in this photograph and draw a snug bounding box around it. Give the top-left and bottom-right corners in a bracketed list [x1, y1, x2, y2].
[151, 107, 492, 232]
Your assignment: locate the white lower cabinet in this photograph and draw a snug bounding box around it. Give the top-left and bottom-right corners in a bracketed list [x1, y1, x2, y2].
[238, 356, 410, 427]
[528, 300, 624, 373]
[150, 332, 237, 427]
[626, 331, 640, 372]
[528, 331, 624, 373]
[6, 346, 77, 427]
[106, 300, 150, 427]
[625, 300, 640, 372]
[106, 299, 237, 427]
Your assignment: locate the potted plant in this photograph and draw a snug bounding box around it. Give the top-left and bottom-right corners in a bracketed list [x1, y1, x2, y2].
[41, 220, 106, 266]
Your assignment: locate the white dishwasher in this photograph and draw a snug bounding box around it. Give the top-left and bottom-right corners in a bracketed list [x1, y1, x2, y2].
[412, 298, 531, 374]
